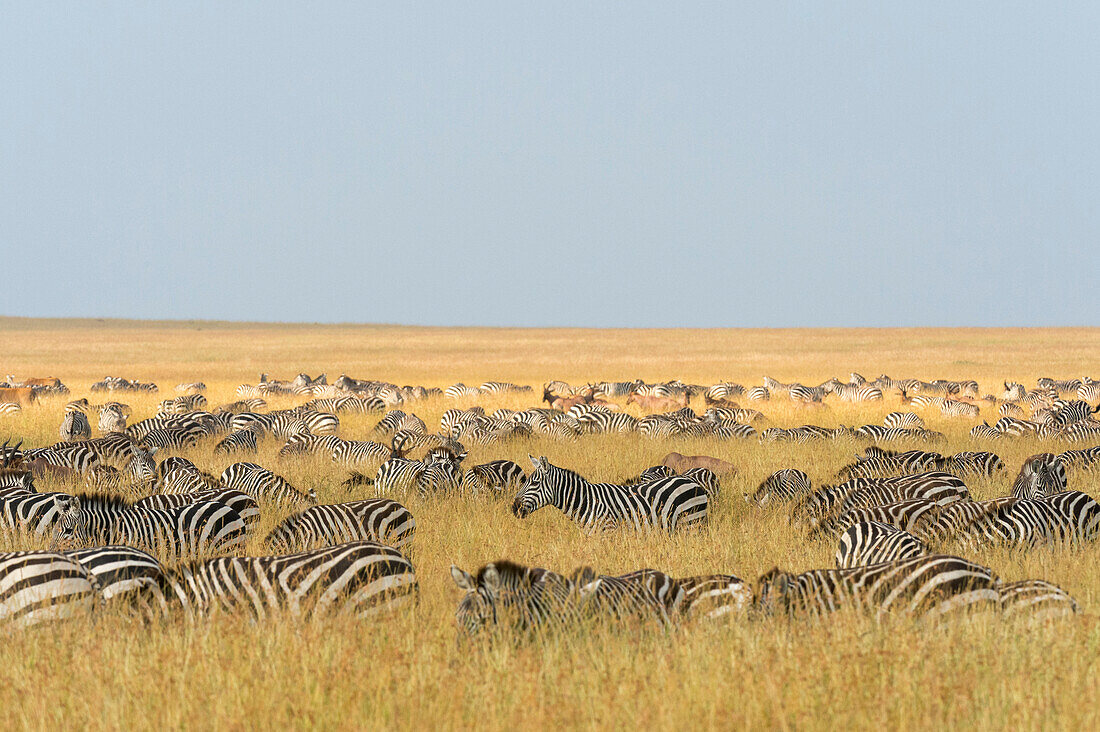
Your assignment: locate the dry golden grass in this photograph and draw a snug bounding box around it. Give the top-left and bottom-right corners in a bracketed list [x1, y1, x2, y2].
[1, 318, 1099, 730]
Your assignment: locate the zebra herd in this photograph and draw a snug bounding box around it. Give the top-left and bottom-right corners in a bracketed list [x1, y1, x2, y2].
[0, 370, 1094, 635]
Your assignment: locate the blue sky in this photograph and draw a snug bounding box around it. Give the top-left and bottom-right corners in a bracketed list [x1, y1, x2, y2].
[2, 3, 1097, 326]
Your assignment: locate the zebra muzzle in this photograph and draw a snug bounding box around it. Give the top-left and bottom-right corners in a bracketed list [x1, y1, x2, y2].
[512, 500, 528, 518]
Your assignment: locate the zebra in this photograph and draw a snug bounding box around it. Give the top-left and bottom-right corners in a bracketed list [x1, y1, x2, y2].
[278, 427, 343, 459]
[970, 424, 1003, 440]
[140, 425, 206, 451]
[1037, 378, 1081, 395]
[373, 435, 429, 495]
[788, 384, 824, 403]
[753, 554, 1001, 620]
[0, 490, 74, 537]
[24, 443, 101, 473]
[451, 560, 574, 637]
[1010, 454, 1068, 499]
[677, 574, 753, 619]
[371, 410, 427, 438]
[940, 399, 980, 418]
[417, 458, 463, 494]
[958, 491, 1100, 547]
[332, 439, 390, 468]
[214, 427, 260, 455]
[265, 499, 415, 551]
[703, 383, 746, 403]
[158, 394, 207, 414]
[1058, 420, 1100, 442]
[812, 499, 942, 540]
[1051, 399, 1098, 426]
[1002, 382, 1027, 400]
[998, 402, 1026, 418]
[944, 451, 1005, 478]
[135, 489, 260, 528]
[163, 541, 417, 621]
[573, 409, 639, 434]
[834, 521, 926, 568]
[1077, 381, 1100, 403]
[50, 494, 247, 559]
[746, 386, 770, 402]
[0, 551, 100, 629]
[445, 383, 481, 399]
[214, 398, 267, 414]
[883, 412, 924, 429]
[1056, 446, 1100, 474]
[999, 579, 1078, 621]
[479, 381, 532, 394]
[221, 462, 316, 506]
[98, 404, 127, 433]
[744, 469, 811, 506]
[65, 545, 171, 619]
[823, 380, 883, 402]
[461, 460, 526, 495]
[795, 471, 968, 525]
[512, 456, 709, 533]
[59, 409, 91, 441]
[573, 567, 683, 625]
[175, 382, 207, 393]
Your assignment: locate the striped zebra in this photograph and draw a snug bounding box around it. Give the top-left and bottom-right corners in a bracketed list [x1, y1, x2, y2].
[1056, 446, 1100, 473]
[332, 439, 390, 468]
[823, 379, 883, 402]
[215, 427, 260, 455]
[50, 494, 247, 559]
[883, 412, 924, 429]
[164, 542, 417, 621]
[1002, 382, 1027, 400]
[1037, 377, 1081, 395]
[753, 554, 1001, 620]
[999, 580, 1078, 621]
[853, 425, 924, 442]
[159, 394, 207, 414]
[677, 574, 753, 619]
[373, 435, 428, 495]
[0, 551, 99, 629]
[1077, 381, 1100, 403]
[141, 425, 206, 451]
[461, 460, 526, 495]
[958, 491, 1100, 547]
[572, 408, 639, 434]
[175, 382, 207, 393]
[795, 471, 968, 525]
[265, 499, 415, 551]
[940, 399, 980, 418]
[704, 383, 746, 403]
[0, 402, 21, 415]
[746, 386, 770, 401]
[788, 384, 824, 403]
[127, 412, 216, 442]
[279, 429, 344, 459]
[98, 404, 127, 433]
[214, 398, 267, 414]
[744, 469, 811, 506]
[136, 489, 260, 529]
[417, 457, 463, 494]
[998, 402, 1026, 418]
[451, 560, 574, 636]
[834, 521, 926, 568]
[970, 424, 1003, 440]
[703, 407, 764, 424]
[944, 451, 1005, 478]
[573, 567, 682, 624]
[1058, 420, 1100, 442]
[1010, 454, 1068, 499]
[65, 545, 171, 619]
[371, 410, 427, 438]
[812, 498, 942, 540]
[1051, 399, 1098, 425]
[24, 443, 101, 473]
[512, 456, 709, 533]
[479, 381, 532, 394]
[592, 381, 643, 399]
[221, 462, 316, 506]
[445, 383, 481, 399]
[59, 409, 91, 441]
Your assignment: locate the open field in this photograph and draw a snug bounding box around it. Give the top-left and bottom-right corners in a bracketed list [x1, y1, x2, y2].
[1, 318, 1100, 730]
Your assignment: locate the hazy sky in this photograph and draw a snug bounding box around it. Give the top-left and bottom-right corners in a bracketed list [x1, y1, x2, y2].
[2, 4, 1097, 327]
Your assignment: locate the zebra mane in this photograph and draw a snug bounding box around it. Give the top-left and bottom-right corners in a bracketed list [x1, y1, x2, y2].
[68, 492, 137, 510]
[477, 560, 536, 585]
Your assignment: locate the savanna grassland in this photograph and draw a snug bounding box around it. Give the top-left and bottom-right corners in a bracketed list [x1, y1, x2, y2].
[1, 317, 1099, 730]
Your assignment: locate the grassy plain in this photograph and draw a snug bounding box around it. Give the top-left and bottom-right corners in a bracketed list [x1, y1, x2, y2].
[0, 318, 1098, 730]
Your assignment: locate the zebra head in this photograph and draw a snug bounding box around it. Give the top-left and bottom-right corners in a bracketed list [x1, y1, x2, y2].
[752, 567, 795, 617]
[1011, 454, 1066, 499]
[127, 447, 157, 482]
[513, 456, 554, 518]
[451, 564, 499, 636]
[50, 495, 89, 549]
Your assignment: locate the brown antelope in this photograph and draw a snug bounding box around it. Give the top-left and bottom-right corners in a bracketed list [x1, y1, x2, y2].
[0, 387, 36, 406]
[626, 392, 688, 412]
[661, 452, 736, 475]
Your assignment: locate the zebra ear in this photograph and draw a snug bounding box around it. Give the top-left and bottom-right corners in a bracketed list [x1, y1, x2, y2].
[571, 566, 597, 587]
[538, 456, 549, 470]
[482, 565, 502, 592]
[528, 454, 540, 470]
[577, 578, 602, 603]
[450, 565, 476, 591]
